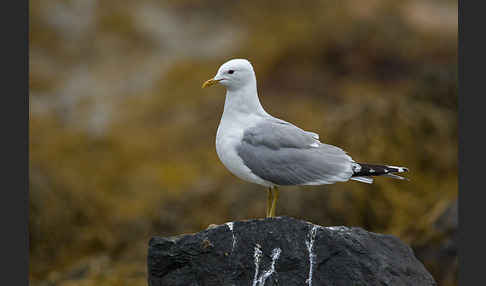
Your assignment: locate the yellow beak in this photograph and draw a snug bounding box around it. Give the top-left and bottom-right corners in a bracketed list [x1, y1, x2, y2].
[202, 78, 220, 88]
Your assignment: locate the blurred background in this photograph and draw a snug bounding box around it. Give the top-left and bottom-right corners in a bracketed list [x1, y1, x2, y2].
[29, 0, 457, 285]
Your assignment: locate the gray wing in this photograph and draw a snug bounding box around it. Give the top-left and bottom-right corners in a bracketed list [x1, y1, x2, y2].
[236, 120, 354, 186]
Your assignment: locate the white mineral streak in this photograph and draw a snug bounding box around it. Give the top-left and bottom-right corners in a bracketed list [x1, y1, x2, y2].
[305, 225, 319, 286]
[326, 226, 348, 233]
[252, 244, 263, 286]
[258, 248, 282, 285]
[226, 222, 236, 251]
[252, 245, 282, 286]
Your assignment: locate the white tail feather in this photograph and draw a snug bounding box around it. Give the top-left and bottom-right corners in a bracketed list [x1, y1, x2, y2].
[382, 173, 409, 181]
[350, 176, 374, 184]
[385, 165, 409, 173]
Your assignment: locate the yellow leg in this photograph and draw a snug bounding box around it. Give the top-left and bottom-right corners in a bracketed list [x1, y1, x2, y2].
[266, 188, 273, 218]
[269, 186, 279, 217]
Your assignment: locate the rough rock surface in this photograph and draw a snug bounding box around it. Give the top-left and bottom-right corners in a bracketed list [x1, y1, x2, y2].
[147, 217, 436, 286]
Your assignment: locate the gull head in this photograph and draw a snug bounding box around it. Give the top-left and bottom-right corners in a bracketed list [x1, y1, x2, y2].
[202, 59, 256, 91]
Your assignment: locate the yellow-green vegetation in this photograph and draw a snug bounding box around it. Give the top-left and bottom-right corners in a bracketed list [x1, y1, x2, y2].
[30, 0, 457, 285]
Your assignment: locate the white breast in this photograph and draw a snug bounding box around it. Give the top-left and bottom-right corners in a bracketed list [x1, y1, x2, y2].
[216, 114, 274, 187]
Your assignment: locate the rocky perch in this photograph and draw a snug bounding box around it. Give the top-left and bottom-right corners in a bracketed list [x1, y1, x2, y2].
[147, 217, 436, 286]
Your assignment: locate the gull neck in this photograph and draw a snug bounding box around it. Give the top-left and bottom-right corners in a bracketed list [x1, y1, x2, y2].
[222, 80, 268, 118]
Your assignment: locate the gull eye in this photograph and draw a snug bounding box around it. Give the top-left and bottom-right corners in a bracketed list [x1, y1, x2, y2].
[228, 70, 234, 74]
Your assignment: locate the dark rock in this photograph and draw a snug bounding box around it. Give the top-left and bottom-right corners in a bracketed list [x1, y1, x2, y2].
[148, 217, 436, 286]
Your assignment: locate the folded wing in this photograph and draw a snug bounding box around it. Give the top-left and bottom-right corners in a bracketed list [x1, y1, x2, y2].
[236, 120, 355, 186]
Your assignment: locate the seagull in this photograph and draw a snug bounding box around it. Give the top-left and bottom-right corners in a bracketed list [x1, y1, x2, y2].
[202, 59, 408, 218]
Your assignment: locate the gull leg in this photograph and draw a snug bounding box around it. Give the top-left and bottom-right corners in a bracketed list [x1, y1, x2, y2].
[269, 186, 279, 217]
[266, 188, 273, 218]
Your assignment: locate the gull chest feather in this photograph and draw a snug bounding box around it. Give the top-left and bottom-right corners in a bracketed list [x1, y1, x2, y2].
[216, 115, 273, 187]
